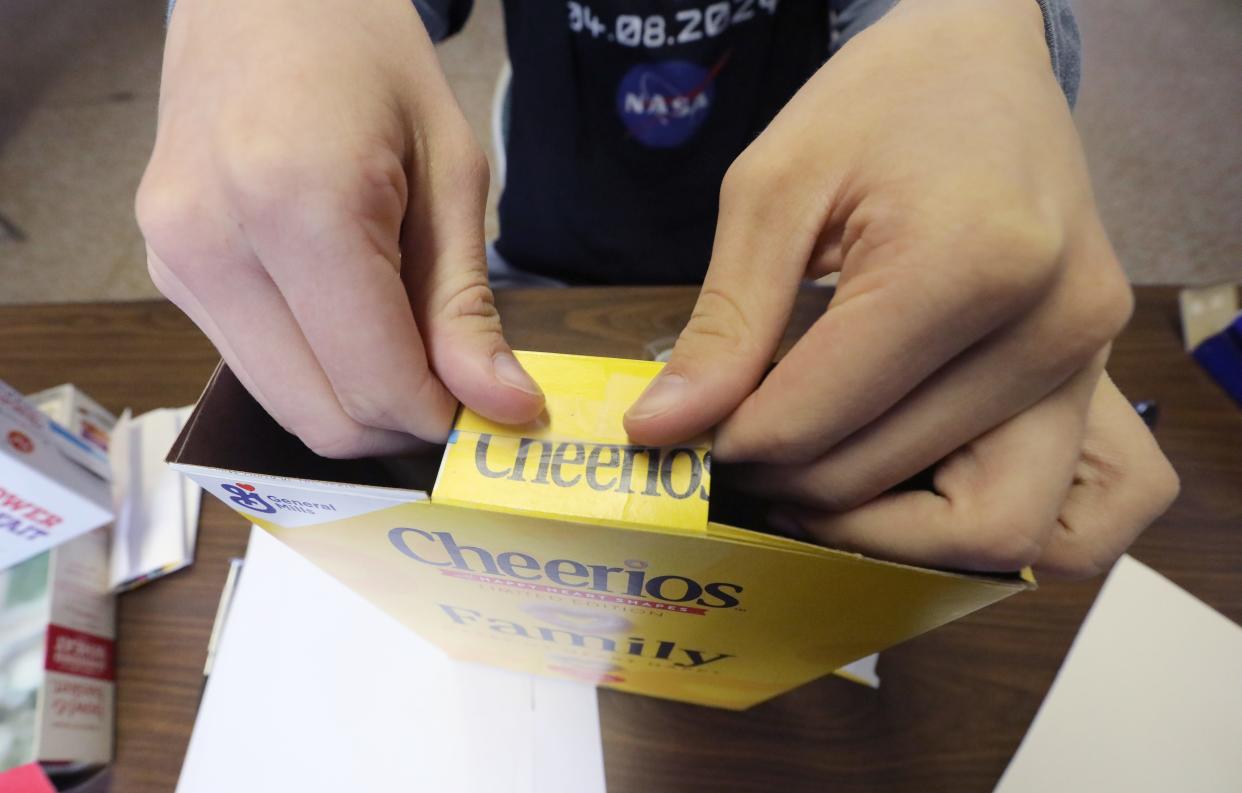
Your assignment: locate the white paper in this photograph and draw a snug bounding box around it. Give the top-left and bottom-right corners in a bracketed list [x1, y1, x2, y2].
[25, 383, 115, 481]
[995, 555, 1242, 793]
[177, 527, 605, 793]
[837, 653, 880, 688]
[107, 406, 201, 590]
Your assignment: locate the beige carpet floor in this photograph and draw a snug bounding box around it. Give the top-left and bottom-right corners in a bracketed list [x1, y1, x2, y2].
[0, 0, 1237, 305]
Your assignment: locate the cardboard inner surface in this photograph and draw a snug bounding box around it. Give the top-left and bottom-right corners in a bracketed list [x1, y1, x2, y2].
[167, 364, 443, 491]
[170, 364, 787, 532]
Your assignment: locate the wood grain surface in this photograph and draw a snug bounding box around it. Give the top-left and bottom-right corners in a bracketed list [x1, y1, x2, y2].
[1, 287, 1237, 793]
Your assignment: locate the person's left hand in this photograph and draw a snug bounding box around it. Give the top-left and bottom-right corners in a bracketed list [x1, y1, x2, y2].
[762, 368, 1179, 580]
[624, 0, 1152, 573]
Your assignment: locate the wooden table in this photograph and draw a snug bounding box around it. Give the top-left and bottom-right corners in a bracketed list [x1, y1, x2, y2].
[1, 287, 1238, 792]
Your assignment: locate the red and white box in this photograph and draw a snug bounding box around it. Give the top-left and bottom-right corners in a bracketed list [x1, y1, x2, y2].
[0, 526, 115, 772]
[0, 379, 111, 571]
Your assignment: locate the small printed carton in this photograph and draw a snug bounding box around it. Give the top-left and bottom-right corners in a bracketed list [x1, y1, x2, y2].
[170, 352, 1033, 710]
[0, 527, 115, 772]
[0, 381, 111, 572]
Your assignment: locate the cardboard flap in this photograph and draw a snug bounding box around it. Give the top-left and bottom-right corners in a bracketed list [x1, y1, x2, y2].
[434, 352, 711, 532]
[167, 363, 442, 497]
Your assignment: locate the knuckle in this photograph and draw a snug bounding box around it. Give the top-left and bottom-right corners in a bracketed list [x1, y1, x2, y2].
[429, 126, 490, 193]
[1042, 548, 1111, 581]
[1150, 456, 1181, 512]
[1134, 449, 1181, 517]
[787, 459, 877, 510]
[455, 142, 491, 193]
[758, 457, 863, 508]
[1080, 270, 1135, 347]
[800, 481, 864, 514]
[954, 516, 1047, 572]
[295, 421, 373, 460]
[1053, 273, 1134, 367]
[720, 148, 772, 205]
[345, 149, 410, 216]
[135, 175, 228, 291]
[441, 276, 500, 324]
[134, 172, 199, 254]
[223, 137, 306, 209]
[764, 424, 811, 464]
[335, 390, 402, 433]
[720, 152, 755, 196]
[226, 137, 405, 220]
[682, 287, 753, 352]
[963, 215, 1064, 305]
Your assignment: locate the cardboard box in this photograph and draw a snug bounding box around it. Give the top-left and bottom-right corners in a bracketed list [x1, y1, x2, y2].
[0, 381, 111, 571]
[25, 385, 116, 482]
[170, 352, 1032, 710]
[0, 528, 115, 771]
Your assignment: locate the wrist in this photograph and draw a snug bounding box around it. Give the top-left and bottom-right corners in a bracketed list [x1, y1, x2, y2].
[889, 0, 1059, 75]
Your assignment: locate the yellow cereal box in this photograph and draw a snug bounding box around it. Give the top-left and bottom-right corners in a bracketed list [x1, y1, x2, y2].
[171, 352, 1032, 709]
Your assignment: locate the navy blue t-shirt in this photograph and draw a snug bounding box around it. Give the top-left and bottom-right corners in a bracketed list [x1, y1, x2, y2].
[415, 1, 1080, 286]
[423, 1, 830, 285]
[496, 1, 829, 285]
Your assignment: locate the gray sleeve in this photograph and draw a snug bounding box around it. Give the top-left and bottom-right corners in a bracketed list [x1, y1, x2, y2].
[412, 0, 474, 42]
[168, 0, 475, 43]
[1035, 0, 1081, 106]
[829, 0, 1082, 106]
[828, 0, 899, 54]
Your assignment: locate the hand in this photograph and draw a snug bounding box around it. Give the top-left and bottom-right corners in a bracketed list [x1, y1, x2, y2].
[624, 0, 1147, 571]
[136, 0, 543, 458]
[769, 372, 1179, 579]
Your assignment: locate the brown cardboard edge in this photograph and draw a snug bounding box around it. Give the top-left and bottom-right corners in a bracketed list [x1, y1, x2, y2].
[705, 521, 1035, 591]
[165, 360, 222, 466]
[166, 361, 440, 496]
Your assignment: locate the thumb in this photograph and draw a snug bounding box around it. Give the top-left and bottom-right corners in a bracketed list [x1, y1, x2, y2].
[624, 166, 811, 445]
[403, 136, 544, 426]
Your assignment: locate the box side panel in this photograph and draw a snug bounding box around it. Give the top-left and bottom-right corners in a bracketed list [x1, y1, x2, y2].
[35, 531, 115, 765]
[0, 455, 110, 571]
[181, 467, 428, 529]
[35, 670, 113, 765]
[255, 500, 1024, 709]
[1, 381, 110, 512]
[0, 550, 52, 771]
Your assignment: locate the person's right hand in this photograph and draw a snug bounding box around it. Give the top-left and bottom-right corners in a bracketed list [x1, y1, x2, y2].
[136, 0, 543, 458]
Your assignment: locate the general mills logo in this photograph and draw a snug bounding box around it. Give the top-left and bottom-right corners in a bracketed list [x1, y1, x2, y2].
[221, 483, 276, 514]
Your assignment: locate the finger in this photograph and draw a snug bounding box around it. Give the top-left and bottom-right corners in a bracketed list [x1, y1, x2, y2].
[774, 361, 1099, 572]
[736, 267, 1123, 510]
[401, 122, 546, 426]
[229, 143, 465, 442]
[712, 216, 1071, 465]
[621, 154, 818, 446]
[146, 244, 426, 458]
[1035, 374, 1180, 579]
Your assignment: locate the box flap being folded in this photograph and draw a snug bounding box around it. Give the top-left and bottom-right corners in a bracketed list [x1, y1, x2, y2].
[167, 363, 440, 526]
[434, 351, 711, 533]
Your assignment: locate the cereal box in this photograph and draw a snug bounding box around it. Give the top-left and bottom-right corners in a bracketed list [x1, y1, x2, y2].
[170, 352, 1032, 709]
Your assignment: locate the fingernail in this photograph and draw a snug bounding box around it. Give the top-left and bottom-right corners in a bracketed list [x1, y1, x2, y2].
[492, 352, 543, 397]
[625, 372, 688, 421]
